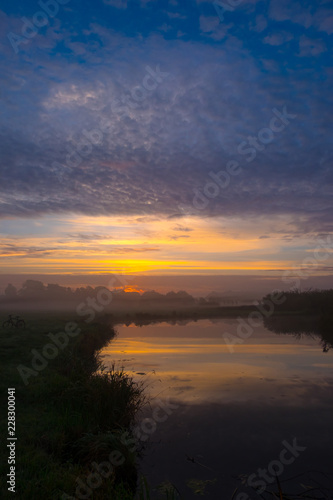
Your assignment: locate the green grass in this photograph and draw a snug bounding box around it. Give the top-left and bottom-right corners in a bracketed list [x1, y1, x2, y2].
[0, 312, 146, 499]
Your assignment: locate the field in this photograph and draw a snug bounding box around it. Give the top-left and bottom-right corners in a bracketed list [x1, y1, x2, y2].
[0, 312, 146, 499]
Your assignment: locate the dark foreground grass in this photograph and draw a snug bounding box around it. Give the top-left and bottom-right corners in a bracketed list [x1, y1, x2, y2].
[0, 312, 146, 499]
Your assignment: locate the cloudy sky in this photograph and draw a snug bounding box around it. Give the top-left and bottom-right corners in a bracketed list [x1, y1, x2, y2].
[0, 0, 332, 276]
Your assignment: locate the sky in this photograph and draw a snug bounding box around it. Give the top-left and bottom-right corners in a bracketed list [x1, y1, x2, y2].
[0, 0, 333, 279]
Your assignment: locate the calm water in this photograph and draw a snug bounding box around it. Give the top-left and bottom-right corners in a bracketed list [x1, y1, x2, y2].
[101, 319, 333, 498]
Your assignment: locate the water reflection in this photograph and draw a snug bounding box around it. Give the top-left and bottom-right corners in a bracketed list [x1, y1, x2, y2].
[101, 319, 332, 405]
[264, 315, 333, 353]
[100, 319, 333, 498]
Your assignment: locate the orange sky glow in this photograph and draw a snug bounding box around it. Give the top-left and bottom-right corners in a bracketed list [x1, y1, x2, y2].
[1, 214, 332, 275]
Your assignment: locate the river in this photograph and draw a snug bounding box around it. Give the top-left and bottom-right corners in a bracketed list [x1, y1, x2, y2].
[100, 318, 333, 499]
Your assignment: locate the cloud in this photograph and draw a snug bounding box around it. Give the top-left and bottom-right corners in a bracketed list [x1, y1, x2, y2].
[66, 233, 115, 241]
[0, 243, 58, 257]
[166, 11, 187, 20]
[108, 247, 160, 253]
[268, 0, 333, 34]
[250, 15, 268, 33]
[172, 225, 193, 232]
[263, 32, 293, 46]
[0, 3, 332, 239]
[268, 0, 313, 28]
[199, 15, 219, 33]
[298, 35, 327, 57]
[314, 13, 333, 35]
[169, 235, 190, 240]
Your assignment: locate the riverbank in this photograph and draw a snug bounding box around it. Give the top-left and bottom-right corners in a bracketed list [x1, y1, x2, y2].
[0, 313, 146, 499]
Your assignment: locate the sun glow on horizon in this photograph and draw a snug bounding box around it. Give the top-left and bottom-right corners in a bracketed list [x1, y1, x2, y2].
[0, 214, 332, 276]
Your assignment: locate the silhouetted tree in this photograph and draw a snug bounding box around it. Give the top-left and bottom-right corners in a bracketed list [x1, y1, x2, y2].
[46, 283, 68, 299]
[19, 280, 45, 297]
[4, 283, 17, 298]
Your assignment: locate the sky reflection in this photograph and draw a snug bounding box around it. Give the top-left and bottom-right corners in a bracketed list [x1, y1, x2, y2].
[101, 319, 333, 404]
[101, 319, 333, 498]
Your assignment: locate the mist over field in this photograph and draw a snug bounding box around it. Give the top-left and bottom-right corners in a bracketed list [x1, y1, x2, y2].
[1, 274, 333, 303]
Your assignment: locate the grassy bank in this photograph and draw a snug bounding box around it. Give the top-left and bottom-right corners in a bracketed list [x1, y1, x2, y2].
[0, 312, 146, 499]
